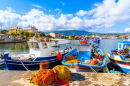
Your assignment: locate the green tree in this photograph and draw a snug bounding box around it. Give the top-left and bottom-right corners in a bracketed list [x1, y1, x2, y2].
[75, 37, 79, 40]
[70, 35, 75, 40]
[65, 37, 68, 39]
[24, 31, 29, 37]
[19, 30, 24, 37]
[29, 32, 35, 37]
[10, 32, 16, 37]
[10, 32, 16, 40]
[38, 33, 41, 37]
[38, 33, 46, 37]
[116, 35, 121, 37]
[61, 36, 64, 39]
[46, 34, 52, 38]
[41, 33, 45, 37]
[1, 30, 8, 34]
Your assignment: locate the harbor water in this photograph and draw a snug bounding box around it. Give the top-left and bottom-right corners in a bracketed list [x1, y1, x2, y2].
[0, 39, 123, 70]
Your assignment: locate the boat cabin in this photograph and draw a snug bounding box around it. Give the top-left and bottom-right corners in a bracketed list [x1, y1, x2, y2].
[28, 41, 51, 57]
[77, 41, 91, 61]
[118, 41, 130, 50]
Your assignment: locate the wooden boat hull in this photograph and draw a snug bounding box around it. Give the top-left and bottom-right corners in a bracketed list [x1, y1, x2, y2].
[66, 65, 102, 72]
[107, 53, 130, 74]
[3, 52, 67, 70]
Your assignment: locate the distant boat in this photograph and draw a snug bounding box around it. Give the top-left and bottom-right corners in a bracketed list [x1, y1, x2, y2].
[93, 37, 101, 44]
[50, 39, 69, 47]
[3, 38, 68, 70]
[62, 37, 106, 72]
[107, 37, 130, 74]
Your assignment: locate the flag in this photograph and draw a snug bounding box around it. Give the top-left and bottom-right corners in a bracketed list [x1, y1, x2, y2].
[83, 36, 86, 41]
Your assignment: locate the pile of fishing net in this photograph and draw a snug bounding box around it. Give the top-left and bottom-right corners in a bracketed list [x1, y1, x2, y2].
[65, 59, 78, 63]
[30, 65, 72, 86]
[30, 69, 55, 86]
[65, 55, 80, 63]
[53, 65, 73, 82]
[65, 55, 77, 61]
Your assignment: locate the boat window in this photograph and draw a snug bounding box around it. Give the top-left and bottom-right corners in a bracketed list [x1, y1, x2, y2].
[119, 44, 122, 48]
[28, 42, 32, 48]
[125, 45, 130, 49]
[28, 42, 39, 49]
[42, 43, 48, 48]
[33, 42, 39, 49]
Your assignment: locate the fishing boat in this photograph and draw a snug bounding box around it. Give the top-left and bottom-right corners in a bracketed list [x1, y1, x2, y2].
[3, 38, 68, 70]
[62, 37, 106, 72]
[50, 39, 69, 47]
[107, 38, 130, 74]
[93, 37, 100, 44]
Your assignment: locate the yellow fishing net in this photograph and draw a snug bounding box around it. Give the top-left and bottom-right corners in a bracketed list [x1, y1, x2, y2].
[65, 59, 81, 63]
[53, 65, 73, 82]
[94, 53, 99, 57]
[30, 69, 54, 86]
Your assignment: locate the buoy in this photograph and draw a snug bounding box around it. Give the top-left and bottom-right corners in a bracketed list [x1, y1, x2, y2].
[57, 54, 63, 60]
[73, 54, 76, 56]
[94, 56, 98, 59]
[91, 59, 98, 65]
[99, 55, 103, 59]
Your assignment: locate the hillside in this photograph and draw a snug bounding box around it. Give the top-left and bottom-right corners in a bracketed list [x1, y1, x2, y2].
[44, 30, 130, 36]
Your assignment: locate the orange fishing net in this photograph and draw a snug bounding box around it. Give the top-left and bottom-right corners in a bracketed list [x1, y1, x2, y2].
[30, 69, 54, 86]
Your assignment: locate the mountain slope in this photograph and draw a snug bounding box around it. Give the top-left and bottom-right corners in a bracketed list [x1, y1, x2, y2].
[44, 30, 130, 36]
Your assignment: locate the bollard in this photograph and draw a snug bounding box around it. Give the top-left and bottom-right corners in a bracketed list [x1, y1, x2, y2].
[39, 61, 49, 70]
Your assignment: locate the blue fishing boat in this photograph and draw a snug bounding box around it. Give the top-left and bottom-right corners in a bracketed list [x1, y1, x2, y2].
[62, 37, 106, 72]
[3, 38, 68, 70]
[107, 38, 130, 74]
[93, 37, 100, 44]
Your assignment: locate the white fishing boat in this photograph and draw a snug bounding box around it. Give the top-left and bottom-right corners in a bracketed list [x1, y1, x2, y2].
[3, 38, 68, 70]
[107, 36, 130, 74]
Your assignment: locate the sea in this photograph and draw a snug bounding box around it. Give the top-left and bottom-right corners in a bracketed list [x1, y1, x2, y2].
[0, 39, 124, 70]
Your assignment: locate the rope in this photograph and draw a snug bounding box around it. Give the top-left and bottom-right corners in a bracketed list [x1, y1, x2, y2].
[17, 57, 30, 71]
[82, 63, 97, 73]
[127, 71, 130, 74]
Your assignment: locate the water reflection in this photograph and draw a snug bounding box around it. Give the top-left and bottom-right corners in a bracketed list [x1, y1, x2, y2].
[0, 42, 29, 55]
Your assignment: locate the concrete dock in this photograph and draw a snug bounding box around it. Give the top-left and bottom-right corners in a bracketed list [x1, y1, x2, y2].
[0, 70, 130, 86]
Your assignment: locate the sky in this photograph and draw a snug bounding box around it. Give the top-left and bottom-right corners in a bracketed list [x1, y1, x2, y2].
[0, 0, 130, 33]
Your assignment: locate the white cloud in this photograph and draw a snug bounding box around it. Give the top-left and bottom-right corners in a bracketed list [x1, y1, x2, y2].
[76, 10, 87, 16]
[0, 7, 21, 29]
[32, 4, 42, 8]
[1, 0, 130, 32]
[61, 2, 65, 6]
[32, 4, 46, 10]
[84, 0, 130, 28]
[6, 7, 15, 12]
[54, 8, 62, 14]
[21, 10, 26, 13]
[125, 28, 130, 32]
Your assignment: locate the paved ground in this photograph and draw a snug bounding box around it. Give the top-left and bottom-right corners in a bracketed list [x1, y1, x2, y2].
[0, 70, 130, 86]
